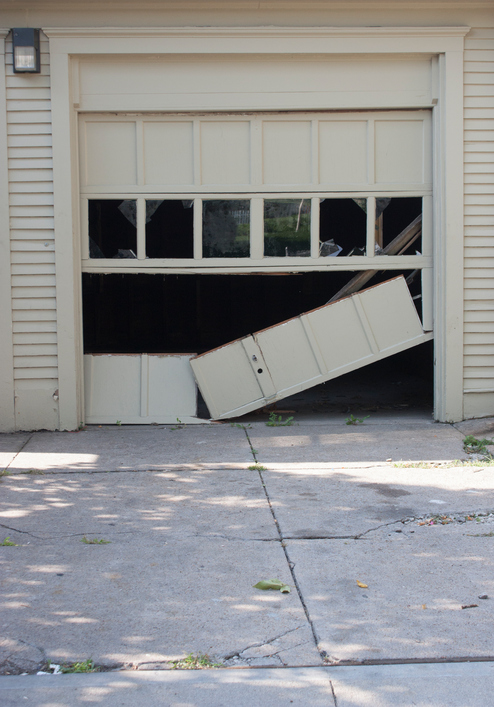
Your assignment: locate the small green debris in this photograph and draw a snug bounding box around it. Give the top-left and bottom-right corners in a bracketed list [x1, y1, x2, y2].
[254, 578, 291, 593]
[61, 659, 98, 673]
[1, 537, 18, 546]
[463, 435, 493, 456]
[115, 420, 122, 426]
[171, 653, 222, 670]
[81, 536, 110, 544]
[345, 414, 370, 425]
[266, 412, 294, 427]
[248, 464, 267, 471]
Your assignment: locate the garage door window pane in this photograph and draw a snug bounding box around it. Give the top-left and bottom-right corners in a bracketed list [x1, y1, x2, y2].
[264, 199, 310, 257]
[89, 199, 137, 259]
[146, 200, 194, 258]
[203, 200, 250, 258]
[379, 197, 422, 254]
[319, 198, 366, 257]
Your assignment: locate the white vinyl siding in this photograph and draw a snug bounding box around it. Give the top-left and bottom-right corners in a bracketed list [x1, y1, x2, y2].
[5, 31, 59, 429]
[463, 27, 494, 418]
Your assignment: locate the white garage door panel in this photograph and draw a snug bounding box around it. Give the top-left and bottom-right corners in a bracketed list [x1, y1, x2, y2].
[190, 341, 266, 419]
[80, 112, 431, 193]
[84, 354, 198, 424]
[305, 298, 375, 371]
[201, 122, 251, 185]
[78, 56, 433, 112]
[262, 122, 312, 185]
[256, 318, 321, 392]
[191, 277, 432, 420]
[375, 120, 428, 184]
[83, 122, 137, 186]
[319, 121, 368, 184]
[143, 122, 194, 185]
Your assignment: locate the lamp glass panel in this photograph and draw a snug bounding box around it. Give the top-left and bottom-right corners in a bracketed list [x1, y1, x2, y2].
[14, 46, 36, 70]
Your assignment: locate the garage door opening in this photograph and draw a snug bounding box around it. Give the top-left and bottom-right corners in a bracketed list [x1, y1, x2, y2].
[82, 270, 433, 422]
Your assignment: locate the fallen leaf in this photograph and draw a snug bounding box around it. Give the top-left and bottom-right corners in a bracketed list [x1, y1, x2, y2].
[461, 604, 478, 609]
[254, 579, 291, 593]
[422, 604, 427, 610]
[356, 580, 368, 589]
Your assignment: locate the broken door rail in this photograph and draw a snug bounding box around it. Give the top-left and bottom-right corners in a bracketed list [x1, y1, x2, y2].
[328, 214, 422, 303]
[190, 275, 432, 420]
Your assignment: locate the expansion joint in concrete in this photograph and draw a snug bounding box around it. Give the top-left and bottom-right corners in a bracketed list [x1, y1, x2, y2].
[5, 433, 34, 472]
[241, 431, 325, 665]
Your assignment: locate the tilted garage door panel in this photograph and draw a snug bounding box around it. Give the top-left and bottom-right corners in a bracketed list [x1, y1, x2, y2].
[304, 298, 375, 372]
[190, 340, 266, 420]
[255, 318, 321, 393]
[191, 277, 432, 420]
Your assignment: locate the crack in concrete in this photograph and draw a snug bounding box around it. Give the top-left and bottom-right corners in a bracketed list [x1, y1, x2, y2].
[4, 466, 257, 476]
[223, 625, 305, 661]
[192, 533, 278, 542]
[4, 434, 34, 474]
[241, 426, 324, 663]
[0, 525, 137, 542]
[0, 523, 43, 539]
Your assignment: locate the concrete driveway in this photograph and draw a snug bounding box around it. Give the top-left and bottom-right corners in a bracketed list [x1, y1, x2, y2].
[1, 413, 493, 704]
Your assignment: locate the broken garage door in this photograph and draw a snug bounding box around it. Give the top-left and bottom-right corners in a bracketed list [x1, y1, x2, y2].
[190, 276, 432, 420]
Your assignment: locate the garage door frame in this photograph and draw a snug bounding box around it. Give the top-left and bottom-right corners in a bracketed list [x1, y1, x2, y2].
[45, 25, 469, 427]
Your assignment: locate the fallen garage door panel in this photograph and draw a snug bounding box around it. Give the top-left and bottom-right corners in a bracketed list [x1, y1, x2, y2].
[190, 276, 432, 420]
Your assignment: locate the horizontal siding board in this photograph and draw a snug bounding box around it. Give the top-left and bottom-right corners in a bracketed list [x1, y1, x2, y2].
[9, 192, 54, 205]
[6, 76, 51, 89]
[12, 287, 57, 299]
[465, 185, 494, 195]
[10, 206, 54, 217]
[463, 74, 494, 85]
[465, 309, 494, 325]
[13, 323, 57, 335]
[464, 84, 494, 96]
[9, 217, 55, 230]
[13, 344, 57, 357]
[11, 261, 56, 273]
[6, 100, 52, 112]
[11, 274, 55, 287]
[464, 62, 494, 73]
[465, 322, 494, 334]
[9, 182, 54, 193]
[14, 331, 57, 346]
[11, 298, 57, 311]
[14, 368, 59, 380]
[8, 169, 53, 182]
[464, 152, 494, 163]
[8, 147, 52, 158]
[464, 344, 494, 355]
[464, 300, 494, 311]
[6, 87, 51, 100]
[11, 241, 55, 253]
[12, 310, 56, 322]
[8, 123, 53, 136]
[464, 97, 494, 108]
[8, 159, 53, 171]
[14, 356, 58, 368]
[463, 333, 494, 345]
[464, 131, 494, 141]
[8, 135, 52, 148]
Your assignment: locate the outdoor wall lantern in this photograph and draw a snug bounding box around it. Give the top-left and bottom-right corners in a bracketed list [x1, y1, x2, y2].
[12, 28, 40, 73]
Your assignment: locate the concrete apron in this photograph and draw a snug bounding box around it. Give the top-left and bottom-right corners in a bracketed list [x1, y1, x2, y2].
[1, 663, 494, 707]
[0, 416, 493, 678]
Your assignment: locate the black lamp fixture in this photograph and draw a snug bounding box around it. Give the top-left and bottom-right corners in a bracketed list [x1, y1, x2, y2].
[12, 28, 41, 73]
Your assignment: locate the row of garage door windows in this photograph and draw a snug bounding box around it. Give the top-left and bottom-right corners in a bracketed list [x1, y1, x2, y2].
[88, 196, 423, 260]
